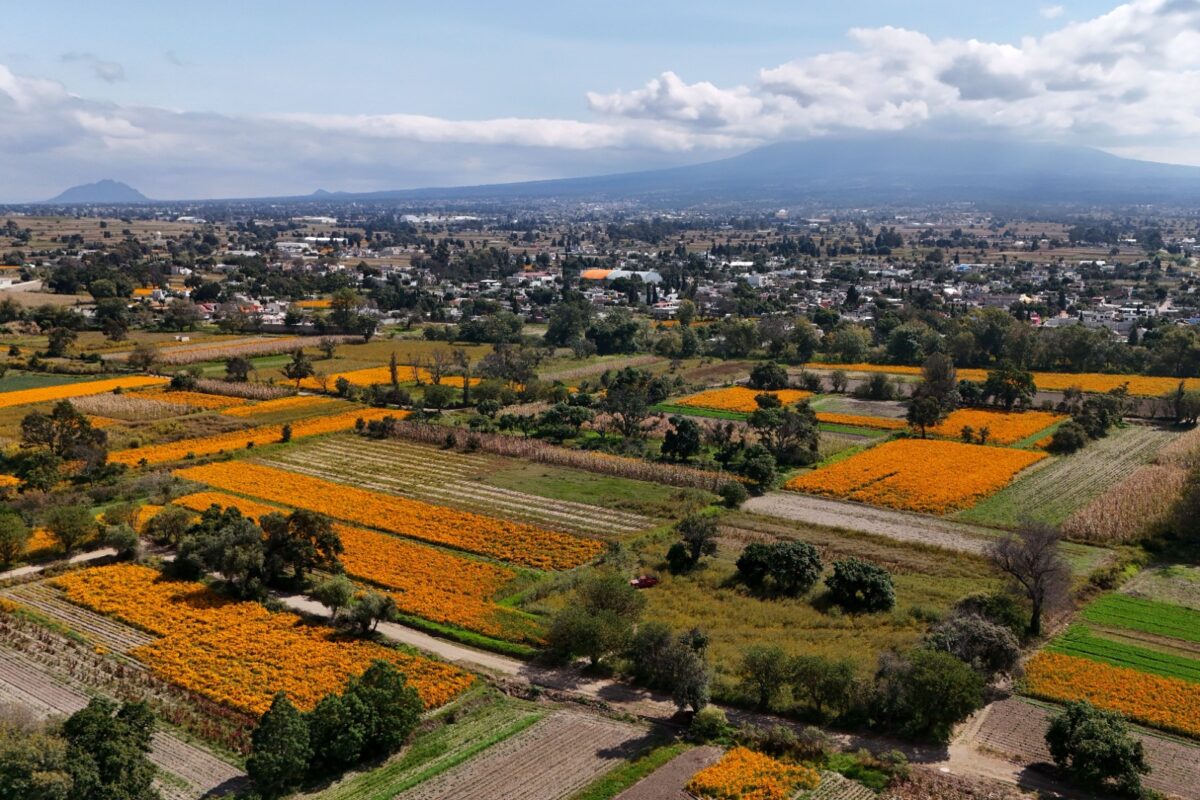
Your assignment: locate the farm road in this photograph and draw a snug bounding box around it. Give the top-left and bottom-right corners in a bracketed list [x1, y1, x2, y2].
[742, 493, 997, 554]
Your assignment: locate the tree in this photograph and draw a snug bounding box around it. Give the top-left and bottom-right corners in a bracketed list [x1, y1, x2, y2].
[144, 506, 192, 547]
[422, 383, 457, 412]
[601, 368, 668, 439]
[312, 574, 356, 621]
[747, 403, 819, 467]
[749, 362, 790, 391]
[985, 522, 1071, 636]
[739, 645, 790, 709]
[767, 541, 823, 596]
[1046, 420, 1088, 454]
[675, 515, 719, 568]
[343, 660, 423, 756]
[46, 327, 78, 357]
[924, 614, 1020, 678]
[283, 349, 314, 388]
[0, 707, 72, 799]
[873, 649, 983, 743]
[984, 360, 1036, 410]
[626, 623, 710, 711]
[789, 655, 859, 721]
[248, 693, 311, 798]
[548, 573, 644, 666]
[260, 510, 342, 585]
[305, 692, 368, 772]
[344, 590, 398, 634]
[661, 415, 702, 462]
[1046, 701, 1149, 797]
[825, 558, 895, 612]
[0, 511, 31, 568]
[225, 356, 252, 382]
[62, 698, 159, 800]
[736, 542, 774, 587]
[21, 400, 107, 458]
[906, 395, 943, 438]
[42, 505, 96, 555]
[738, 445, 778, 491]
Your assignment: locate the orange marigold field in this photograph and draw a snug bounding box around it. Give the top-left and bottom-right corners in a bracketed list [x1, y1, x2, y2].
[686, 747, 821, 800]
[133, 388, 249, 410]
[1024, 652, 1200, 738]
[815, 412, 906, 430]
[294, 298, 332, 309]
[53, 564, 473, 715]
[676, 386, 812, 413]
[0, 474, 20, 488]
[85, 415, 123, 428]
[0, 375, 167, 410]
[173, 491, 542, 642]
[927, 409, 1066, 444]
[786, 438, 1045, 513]
[175, 461, 603, 570]
[813, 363, 1200, 397]
[301, 365, 478, 392]
[110, 407, 398, 465]
[219, 395, 342, 418]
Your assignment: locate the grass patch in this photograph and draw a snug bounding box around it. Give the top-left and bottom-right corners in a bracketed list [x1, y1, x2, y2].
[1081, 594, 1200, 645]
[568, 740, 690, 800]
[816, 423, 889, 438]
[652, 403, 746, 421]
[484, 461, 713, 519]
[310, 690, 542, 800]
[391, 612, 539, 660]
[1047, 625, 1200, 683]
[0, 371, 109, 392]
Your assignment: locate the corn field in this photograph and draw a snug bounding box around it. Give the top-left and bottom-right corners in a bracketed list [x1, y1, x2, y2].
[69, 392, 186, 420]
[193, 379, 296, 400]
[389, 420, 732, 493]
[1154, 425, 1200, 468]
[1061, 463, 1188, 543]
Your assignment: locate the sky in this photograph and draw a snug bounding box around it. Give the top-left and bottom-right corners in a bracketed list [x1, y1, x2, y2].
[1, 0, 1196, 201]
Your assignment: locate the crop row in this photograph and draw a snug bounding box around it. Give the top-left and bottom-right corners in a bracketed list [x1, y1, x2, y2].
[1081, 594, 1200, 645]
[810, 363, 1200, 397]
[176, 461, 604, 570]
[1048, 625, 1200, 684]
[0, 375, 167, 410]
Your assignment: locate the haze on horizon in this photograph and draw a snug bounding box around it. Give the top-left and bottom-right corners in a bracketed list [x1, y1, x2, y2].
[3, 0, 1199, 202]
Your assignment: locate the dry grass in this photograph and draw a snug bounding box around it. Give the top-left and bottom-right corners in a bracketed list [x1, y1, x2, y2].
[70, 393, 185, 421]
[1155, 425, 1200, 469]
[193, 379, 295, 400]
[1061, 463, 1188, 543]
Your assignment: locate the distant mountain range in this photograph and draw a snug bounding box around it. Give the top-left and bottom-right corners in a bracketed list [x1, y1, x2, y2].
[328, 136, 1200, 207]
[34, 137, 1200, 208]
[45, 179, 149, 204]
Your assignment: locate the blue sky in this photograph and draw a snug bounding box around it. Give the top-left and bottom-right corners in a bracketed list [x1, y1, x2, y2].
[0, 1, 1195, 200]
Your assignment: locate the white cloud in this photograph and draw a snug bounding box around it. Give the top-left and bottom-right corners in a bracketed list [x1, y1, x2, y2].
[1041, 5, 1066, 18]
[3, 0, 1200, 199]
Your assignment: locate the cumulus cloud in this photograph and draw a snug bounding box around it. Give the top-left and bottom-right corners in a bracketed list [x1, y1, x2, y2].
[3, 0, 1200, 199]
[1041, 5, 1066, 18]
[60, 51, 125, 83]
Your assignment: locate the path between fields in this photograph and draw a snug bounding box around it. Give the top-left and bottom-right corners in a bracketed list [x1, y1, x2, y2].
[277, 593, 1113, 799]
[742, 492, 997, 554]
[0, 547, 115, 582]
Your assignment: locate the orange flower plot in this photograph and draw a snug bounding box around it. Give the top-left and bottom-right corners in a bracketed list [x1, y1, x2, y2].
[686, 747, 821, 800]
[1025, 651, 1200, 738]
[219, 395, 341, 418]
[0, 474, 20, 489]
[172, 491, 542, 642]
[110, 407, 397, 465]
[301, 365, 478, 392]
[0, 375, 168, 410]
[133, 388, 249, 410]
[676, 386, 812, 414]
[786, 438, 1044, 514]
[294, 298, 332, 309]
[54, 564, 473, 715]
[813, 363, 1200, 397]
[175, 461, 603, 570]
[815, 412, 907, 430]
[927, 409, 1066, 444]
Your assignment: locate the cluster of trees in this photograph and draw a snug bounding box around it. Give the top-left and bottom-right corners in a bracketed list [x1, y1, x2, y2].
[247, 661, 423, 797]
[0, 698, 160, 800]
[1048, 387, 1129, 454]
[3, 402, 112, 491]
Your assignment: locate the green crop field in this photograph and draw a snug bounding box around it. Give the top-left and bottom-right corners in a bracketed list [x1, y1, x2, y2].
[1081, 594, 1200, 645]
[956, 424, 1177, 528]
[1047, 625, 1200, 684]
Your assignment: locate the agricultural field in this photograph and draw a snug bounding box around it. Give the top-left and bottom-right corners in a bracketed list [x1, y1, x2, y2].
[52, 564, 475, 715]
[175, 460, 605, 570]
[1026, 593, 1200, 738]
[785, 439, 1045, 514]
[672, 386, 812, 414]
[0, 373, 167, 409]
[957, 424, 1178, 528]
[394, 710, 648, 800]
[258, 435, 672, 536]
[253, 338, 493, 384]
[926, 409, 1064, 444]
[1121, 564, 1200, 609]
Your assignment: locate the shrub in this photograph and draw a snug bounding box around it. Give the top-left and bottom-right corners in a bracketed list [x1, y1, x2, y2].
[735, 542, 773, 587]
[825, 558, 895, 612]
[953, 592, 1028, 640]
[719, 481, 749, 508]
[1047, 420, 1089, 454]
[689, 706, 730, 741]
[768, 541, 823, 596]
[924, 614, 1020, 678]
[103, 524, 140, 560]
[872, 649, 984, 743]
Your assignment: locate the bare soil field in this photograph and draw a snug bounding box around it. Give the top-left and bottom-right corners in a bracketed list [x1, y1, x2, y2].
[614, 745, 722, 800]
[539, 355, 664, 383]
[3, 581, 156, 653]
[0, 646, 245, 799]
[973, 698, 1200, 799]
[396, 711, 649, 800]
[1122, 565, 1200, 610]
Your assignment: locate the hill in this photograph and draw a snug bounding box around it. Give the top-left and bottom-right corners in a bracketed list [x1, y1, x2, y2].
[45, 180, 150, 204]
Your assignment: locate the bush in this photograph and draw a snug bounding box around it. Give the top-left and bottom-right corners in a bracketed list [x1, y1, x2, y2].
[768, 541, 823, 596]
[924, 614, 1020, 678]
[735, 542, 773, 587]
[1047, 420, 1089, 454]
[953, 592, 1028, 640]
[872, 649, 984, 743]
[719, 481, 749, 509]
[689, 706, 730, 741]
[825, 558, 895, 612]
[1046, 701, 1149, 797]
[103, 524, 139, 560]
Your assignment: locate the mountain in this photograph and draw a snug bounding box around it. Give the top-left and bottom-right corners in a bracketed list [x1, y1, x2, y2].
[315, 136, 1200, 207]
[46, 180, 149, 204]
